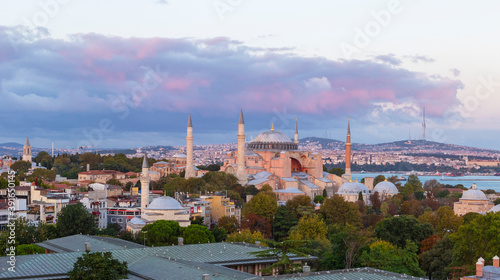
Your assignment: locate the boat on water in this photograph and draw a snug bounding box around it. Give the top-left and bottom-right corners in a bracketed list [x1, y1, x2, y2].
[495, 173, 500, 176]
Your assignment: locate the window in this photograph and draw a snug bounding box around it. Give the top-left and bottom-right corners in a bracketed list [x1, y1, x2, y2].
[117, 218, 123, 223]
[111, 218, 116, 223]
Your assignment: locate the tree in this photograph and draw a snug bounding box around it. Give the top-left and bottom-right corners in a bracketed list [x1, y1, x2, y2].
[420, 236, 454, 280]
[325, 223, 371, 270]
[407, 175, 423, 191]
[450, 212, 500, 266]
[418, 206, 463, 235]
[68, 251, 129, 280]
[273, 205, 298, 241]
[211, 226, 227, 242]
[249, 239, 309, 275]
[226, 229, 265, 244]
[319, 195, 361, 227]
[79, 153, 103, 170]
[424, 179, 442, 198]
[328, 167, 345, 177]
[16, 244, 45, 255]
[57, 203, 96, 237]
[369, 192, 382, 213]
[375, 215, 434, 249]
[400, 200, 423, 217]
[141, 220, 181, 246]
[244, 192, 278, 221]
[106, 178, 123, 186]
[10, 160, 31, 173]
[218, 216, 238, 234]
[314, 195, 324, 204]
[242, 213, 272, 237]
[359, 240, 424, 276]
[182, 224, 215, 244]
[285, 195, 313, 220]
[34, 151, 54, 169]
[30, 168, 57, 182]
[373, 175, 386, 187]
[289, 214, 329, 245]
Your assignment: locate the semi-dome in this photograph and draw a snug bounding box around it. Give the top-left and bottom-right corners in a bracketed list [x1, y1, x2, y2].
[373, 181, 399, 194]
[338, 181, 370, 194]
[147, 196, 185, 210]
[489, 204, 500, 213]
[247, 129, 298, 151]
[461, 183, 487, 200]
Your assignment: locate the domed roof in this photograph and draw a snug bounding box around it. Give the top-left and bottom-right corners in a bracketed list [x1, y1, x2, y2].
[147, 196, 185, 210]
[172, 153, 187, 158]
[338, 181, 370, 194]
[489, 204, 500, 213]
[462, 183, 487, 200]
[373, 181, 399, 194]
[251, 130, 293, 143]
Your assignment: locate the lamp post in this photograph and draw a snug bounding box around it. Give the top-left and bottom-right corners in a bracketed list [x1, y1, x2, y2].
[143, 231, 148, 246]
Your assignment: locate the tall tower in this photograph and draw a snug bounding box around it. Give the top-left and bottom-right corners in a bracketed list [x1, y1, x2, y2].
[345, 118, 352, 180]
[140, 151, 150, 214]
[294, 117, 299, 144]
[422, 107, 426, 141]
[236, 108, 248, 185]
[185, 112, 196, 178]
[23, 136, 32, 163]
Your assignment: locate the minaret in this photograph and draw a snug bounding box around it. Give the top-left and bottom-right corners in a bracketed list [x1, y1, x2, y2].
[236, 108, 248, 185]
[345, 118, 352, 180]
[23, 136, 32, 163]
[140, 151, 150, 215]
[185, 112, 196, 178]
[422, 107, 426, 141]
[294, 117, 299, 144]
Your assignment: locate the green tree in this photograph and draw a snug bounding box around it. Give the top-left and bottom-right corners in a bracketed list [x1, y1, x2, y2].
[375, 215, 434, 249]
[34, 151, 54, 169]
[57, 203, 96, 237]
[319, 195, 361, 227]
[273, 205, 298, 241]
[79, 152, 103, 170]
[359, 240, 424, 276]
[244, 192, 278, 221]
[10, 160, 31, 173]
[407, 175, 423, 191]
[182, 224, 215, 244]
[418, 206, 463, 235]
[328, 167, 345, 177]
[211, 226, 227, 242]
[226, 229, 265, 244]
[68, 251, 129, 280]
[106, 178, 123, 186]
[30, 168, 57, 181]
[314, 195, 324, 204]
[289, 214, 329, 245]
[141, 220, 181, 246]
[249, 239, 309, 275]
[325, 223, 371, 269]
[285, 195, 313, 220]
[420, 236, 454, 280]
[373, 175, 386, 187]
[16, 244, 45, 255]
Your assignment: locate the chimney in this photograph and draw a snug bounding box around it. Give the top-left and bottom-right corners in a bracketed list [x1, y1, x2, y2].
[494, 255, 499, 268]
[85, 242, 91, 252]
[178, 237, 184, 246]
[87, 164, 90, 172]
[202, 274, 210, 280]
[303, 263, 310, 275]
[476, 258, 484, 277]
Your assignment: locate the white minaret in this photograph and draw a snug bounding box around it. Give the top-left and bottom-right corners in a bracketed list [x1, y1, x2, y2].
[236, 108, 248, 185]
[140, 152, 150, 215]
[23, 136, 32, 163]
[294, 117, 299, 144]
[185, 112, 196, 178]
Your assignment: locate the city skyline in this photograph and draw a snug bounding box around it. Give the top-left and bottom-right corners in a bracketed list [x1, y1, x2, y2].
[1, 1, 499, 150]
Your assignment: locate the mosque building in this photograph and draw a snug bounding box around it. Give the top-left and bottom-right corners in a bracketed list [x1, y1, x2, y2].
[221, 110, 336, 201]
[453, 183, 494, 216]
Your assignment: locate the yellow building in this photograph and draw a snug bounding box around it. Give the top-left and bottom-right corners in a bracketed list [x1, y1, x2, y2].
[202, 195, 236, 225]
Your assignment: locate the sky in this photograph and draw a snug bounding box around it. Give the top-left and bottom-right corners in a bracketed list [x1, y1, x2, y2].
[0, 0, 499, 150]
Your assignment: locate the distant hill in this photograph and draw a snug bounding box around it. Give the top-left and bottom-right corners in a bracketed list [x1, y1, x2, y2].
[0, 142, 23, 148]
[300, 137, 343, 147]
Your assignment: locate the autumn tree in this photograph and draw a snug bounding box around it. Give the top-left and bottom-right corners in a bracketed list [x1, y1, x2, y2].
[243, 192, 278, 221]
[418, 206, 463, 235]
[241, 213, 272, 237]
[218, 216, 238, 234]
[289, 214, 329, 245]
[226, 229, 265, 244]
[319, 195, 361, 227]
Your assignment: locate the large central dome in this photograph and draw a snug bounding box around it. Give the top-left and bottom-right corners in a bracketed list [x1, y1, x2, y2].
[247, 129, 298, 151]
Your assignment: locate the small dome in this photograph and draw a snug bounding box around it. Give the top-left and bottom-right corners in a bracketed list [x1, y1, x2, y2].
[147, 196, 185, 210]
[338, 181, 370, 194]
[172, 153, 187, 158]
[251, 130, 293, 143]
[462, 184, 487, 200]
[489, 204, 500, 213]
[373, 181, 399, 194]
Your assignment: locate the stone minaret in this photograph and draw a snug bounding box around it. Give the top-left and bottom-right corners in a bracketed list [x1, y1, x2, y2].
[345, 118, 352, 180]
[236, 108, 248, 185]
[185, 112, 196, 178]
[294, 117, 299, 144]
[140, 151, 150, 214]
[23, 136, 32, 163]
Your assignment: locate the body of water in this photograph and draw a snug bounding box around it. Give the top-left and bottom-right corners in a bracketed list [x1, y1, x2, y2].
[351, 173, 500, 192]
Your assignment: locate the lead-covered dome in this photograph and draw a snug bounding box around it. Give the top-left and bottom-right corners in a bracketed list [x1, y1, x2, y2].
[373, 181, 399, 194]
[489, 204, 500, 213]
[338, 181, 370, 194]
[147, 196, 185, 210]
[247, 129, 298, 150]
[462, 183, 487, 200]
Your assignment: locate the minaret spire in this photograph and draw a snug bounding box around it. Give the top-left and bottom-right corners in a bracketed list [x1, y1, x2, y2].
[236, 108, 248, 185]
[294, 117, 299, 144]
[185, 111, 196, 178]
[345, 118, 352, 180]
[140, 150, 150, 214]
